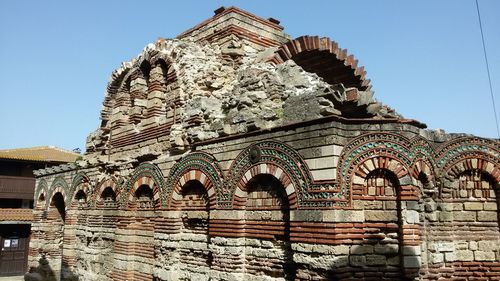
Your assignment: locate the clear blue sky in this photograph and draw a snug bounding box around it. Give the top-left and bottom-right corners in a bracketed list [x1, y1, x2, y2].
[1, 0, 499, 151]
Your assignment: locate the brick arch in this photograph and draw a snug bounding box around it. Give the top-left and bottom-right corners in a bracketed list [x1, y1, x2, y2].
[168, 170, 216, 210]
[408, 136, 437, 188]
[49, 188, 68, 211]
[338, 132, 416, 205]
[47, 176, 69, 208]
[232, 163, 298, 209]
[446, 157, 500, 184]
[35, 179, 49, 209]
[165, 152, 224, 209]
[69, 172, 91, 209]
[100, 66, 132, 126]
[351, 155, 417, 200]
[441, 156, 499, 200]
[270, 35, 371, 91]
[226, 141, 326, 209]
[123, 163, 166, 209]
[91, 177, 121, 208]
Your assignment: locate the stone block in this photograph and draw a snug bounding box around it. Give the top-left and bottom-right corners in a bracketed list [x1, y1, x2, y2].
[477, 211, 498, 222]
[463, 202, 483, 211]
[469, 241, 478, 251]
[406, 201, 420, 211]
[405, 210, 420, 224]
[439, 211, 453, 222]
[455, 250, 474, 261]
[483, 202, 498, 211]
[474, 251, 496, 261]
[365, 210, 398, 222]
[310, 169, 336, 181]
[436, 242, 454, 252]
[384, 201, 397, 210]
[374, 244, 399, 254]
[350, 245, 374, 255]
[349, 255, 366, 267]
[478, 240, 498, 251]
[290, 210, 322, 222]
[323, 210, 364, 222]
[403, 256, 421, 268]
[444, 252, 456, 262]
[353, 200, 383, 210]
[453, 211, 476, 221]
[403, 246, 421, 255]
[430, 253, 444, 263]
[366, 254, 387, 266]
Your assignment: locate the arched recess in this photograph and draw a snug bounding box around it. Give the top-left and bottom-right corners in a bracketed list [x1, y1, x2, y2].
[165, 152, 224, 209]
[440, 155, 500, 276]
[87, 177, 121, 281]
[144, 58, 178, 119]
[270, 35, 371, 91]
[171, 179, 213, 278]
[340, 133, 423, 279]
[110, 73, 133, 130]
[47, 176, 69, 207]
[129, 61, 151, 125]
[162, 152, 223, 279]
[46, 191, 67, 279]
[240, 173, 296, 280]
[93, 178, 121, 209]
[352, 156, 422, 279]
[226, 141, 342, 209]
[68, 173, 91, 277]
[122, 163, 166, 209]
[101, 66, 132, 130]
[35, 179, 49, 211]
[28, 179, 49, 270]
[111, 163, 165, 281]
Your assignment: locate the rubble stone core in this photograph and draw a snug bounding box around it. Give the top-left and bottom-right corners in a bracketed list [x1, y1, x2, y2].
[29, 6, 500, 281]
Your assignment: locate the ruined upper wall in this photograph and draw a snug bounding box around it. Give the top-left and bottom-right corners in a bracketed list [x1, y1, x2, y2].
[177, 6, 290, 50]
[84, 7, 412, 160]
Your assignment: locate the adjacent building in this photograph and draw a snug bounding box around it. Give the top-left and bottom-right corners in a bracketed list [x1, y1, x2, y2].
[0, 146, 78, 276]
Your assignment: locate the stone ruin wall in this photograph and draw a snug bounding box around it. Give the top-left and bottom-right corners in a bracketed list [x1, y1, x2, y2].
[27, 7, 500, 281]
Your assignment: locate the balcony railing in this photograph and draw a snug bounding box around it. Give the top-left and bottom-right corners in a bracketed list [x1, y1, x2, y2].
[0, 208, 33, 222]
[0, 176, 35, 199]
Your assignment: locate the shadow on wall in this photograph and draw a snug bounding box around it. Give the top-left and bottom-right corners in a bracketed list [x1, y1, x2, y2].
[24, 256, 79, 281]
[24, 256, 57, 281]
[323, 243, 421, 281]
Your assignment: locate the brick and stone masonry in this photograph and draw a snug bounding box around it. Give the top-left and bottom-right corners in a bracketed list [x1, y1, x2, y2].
[26, 6, 499, 281]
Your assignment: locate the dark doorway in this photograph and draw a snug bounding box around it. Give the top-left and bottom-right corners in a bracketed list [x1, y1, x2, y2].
[0, 224, 30, 276]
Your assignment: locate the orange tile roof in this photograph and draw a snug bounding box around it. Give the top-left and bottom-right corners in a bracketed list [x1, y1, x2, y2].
[0, 208, 33, 222]
[0, 146, 80, 163]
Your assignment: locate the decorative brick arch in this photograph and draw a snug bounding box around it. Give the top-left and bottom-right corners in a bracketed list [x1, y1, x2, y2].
[351, 155, 417, 200]
[69, 172, 91, 209]
[226, 141, 339, 209]
[35, 179, 49, 209]
[434, 137, 499, 175]
[91, 177, 122, 208]
[232, 162, 298, 209]
[123, 163, 166, 209]
[270, 35, 371, 91]
[338, 133, 421, 204]
[408, 136, 437, 188]
[47, 176, 69, 209]
[446, 157, 500, 183]
[165, 152, 223, 209]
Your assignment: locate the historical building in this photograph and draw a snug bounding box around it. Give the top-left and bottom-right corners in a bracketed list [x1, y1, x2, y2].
[0, 146, 78, 276]
[28, 6, 499, 281]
